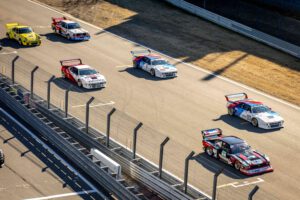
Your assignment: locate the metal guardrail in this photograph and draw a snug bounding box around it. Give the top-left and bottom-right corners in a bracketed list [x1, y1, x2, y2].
[0, 76, 140, 200]
[165, 0, 300, 59]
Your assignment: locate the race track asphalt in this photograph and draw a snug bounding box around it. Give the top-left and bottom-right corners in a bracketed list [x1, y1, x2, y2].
[0, 0, 299, 199]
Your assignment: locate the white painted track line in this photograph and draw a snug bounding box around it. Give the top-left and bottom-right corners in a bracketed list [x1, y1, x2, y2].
[23, 190, 96, 200]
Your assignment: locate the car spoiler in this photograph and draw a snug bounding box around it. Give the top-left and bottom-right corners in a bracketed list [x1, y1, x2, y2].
[60, 59, 82, 67]
[130, 49, 151, 57]
[201, 128, 222, 140]
[5, 23, 19, 30]
[52, 16, 67, 23]
[225, 93, 248, 103]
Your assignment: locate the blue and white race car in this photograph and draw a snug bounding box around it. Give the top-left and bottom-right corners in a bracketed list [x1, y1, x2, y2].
[225, 93, 284, 129]
[131, 49, 177, 78]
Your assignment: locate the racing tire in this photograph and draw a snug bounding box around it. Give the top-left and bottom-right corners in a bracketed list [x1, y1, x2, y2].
[133, 61, 138, 68]
[66, 35, 71, 40]
[234, 161, 241, 171]
[205, 147, 214, 157]
[77, 80, 82, 87]
[0, 153, 4, 168]
[6, 33, 10, 39]
[18, 39, 22, 45]
[150, 69, 156, 77]
[228, 108, 234, 116]
[251, 118, 258, 127]
[61, 72, 66, 79]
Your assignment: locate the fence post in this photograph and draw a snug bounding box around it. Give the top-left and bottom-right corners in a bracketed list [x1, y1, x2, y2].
[30, 66, 39, 99]
[248, 185, 259, 200]
[159, 136, 170, 179]
[47, 75, 55, 109]
[64, 86, 72, 118]
[132, 122, 143, 159]
[184, 151, 195, 194]
[212, 168, 223, 200]
[85, 97, 95, 134]
[106, 108, 116, 147]
[11, 55, 19, 84]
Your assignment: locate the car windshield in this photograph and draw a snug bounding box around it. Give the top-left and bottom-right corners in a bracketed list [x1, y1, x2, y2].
[152, 59, 169, 65]
[252, 105, 270, 113]
[68, 23, 81, 29]
[18, 27, 33, 34]
[230, 142, 250, 154]
[79, 69, 97, 75]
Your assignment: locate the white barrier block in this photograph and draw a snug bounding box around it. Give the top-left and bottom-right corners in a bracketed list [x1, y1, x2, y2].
[91, 148, 121, 179]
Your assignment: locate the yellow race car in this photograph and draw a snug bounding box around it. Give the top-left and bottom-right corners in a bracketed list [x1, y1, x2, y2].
[6, 23, 41, 46]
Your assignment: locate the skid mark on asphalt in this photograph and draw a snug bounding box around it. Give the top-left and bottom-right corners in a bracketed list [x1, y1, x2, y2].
[218, 178, 264, 188]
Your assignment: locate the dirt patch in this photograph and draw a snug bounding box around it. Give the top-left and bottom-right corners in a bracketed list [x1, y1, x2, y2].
[38, 0, 300, 105]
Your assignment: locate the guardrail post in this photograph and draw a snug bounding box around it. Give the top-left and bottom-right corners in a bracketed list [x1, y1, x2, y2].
[64, 86, 72, 118]
[11, 55, 19, 84]
[184, 151, 195, 194]
[30, 66, 39, 99]
[132, 122, 143, 159]
[106, 108, 116, 147]
[159, 136, 170, 179]
[47, 76, 55, 109]
[212, 168, 224, 200]
[248, 185, 259, 200]
[85, 97, 95, 133]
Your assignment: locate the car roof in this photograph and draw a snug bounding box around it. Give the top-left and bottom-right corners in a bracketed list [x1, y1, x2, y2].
[220, 136, 244, 144]
[62, 20, 77, 24]
[74, 64, 92, 69]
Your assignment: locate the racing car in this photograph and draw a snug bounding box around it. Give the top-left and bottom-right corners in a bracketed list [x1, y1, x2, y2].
[131, 49, 177, 78]
[202, 128, 273, 175]
[51, 17, 90, 41]
[5, 23, 41, 46]
[60, 59, 106, 89]
[225, 93, 284, 129]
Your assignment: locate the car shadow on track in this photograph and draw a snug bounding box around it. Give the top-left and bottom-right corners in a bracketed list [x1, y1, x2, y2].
[41, 33, 87, 44]
[0, 38, 38, 49]
[118, 67, 175, 81]
[213, 114, 281, 133]
[194, 153, 252, 180]
[53, 77, 103, 93]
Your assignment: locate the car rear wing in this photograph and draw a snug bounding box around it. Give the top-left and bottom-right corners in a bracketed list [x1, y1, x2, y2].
[60, 59, 82, 67]
[52, 16, 67, 24]
[5, 23, 19, 30]
[201, 128, 222, 140]
[130, 49, 151, 58]
[225, 93, 248, 103]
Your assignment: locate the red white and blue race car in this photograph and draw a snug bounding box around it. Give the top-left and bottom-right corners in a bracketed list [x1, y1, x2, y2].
[225, 93, 284, 129]
[202, 128, 273, 176]
[60, 59, 106, 89]
[131, 49, 177, 78]
[51, 17, 90, 41]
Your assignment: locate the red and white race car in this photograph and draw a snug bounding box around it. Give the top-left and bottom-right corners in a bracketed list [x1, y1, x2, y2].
[51, 17, 90, 41]
[60, 59, 106, 89]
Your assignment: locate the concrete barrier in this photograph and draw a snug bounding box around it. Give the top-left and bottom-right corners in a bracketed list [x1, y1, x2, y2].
[165, 0, 300, 59]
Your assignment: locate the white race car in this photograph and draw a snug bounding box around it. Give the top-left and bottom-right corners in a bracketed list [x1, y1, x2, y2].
[131, 49, 177, 78]
[51, 17, 90, 41]
[225, 93, 284, 129]
[61, 59, 106, 89]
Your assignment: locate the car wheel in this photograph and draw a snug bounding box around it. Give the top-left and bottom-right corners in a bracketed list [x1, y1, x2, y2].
[150, 69, 156, 76]
[61, 72, 66, 79]
[133, 61, 138, 68]
[234, 161, 241, 171]
[251, 118, 258, 127]
[67, 35, 71, 40]
[205, 147, 214, 157]
[6, 33, 10, 39]
[228, 108, 234, 116]
[18, 39, 22, 45]
[77, 80, 82, 87]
